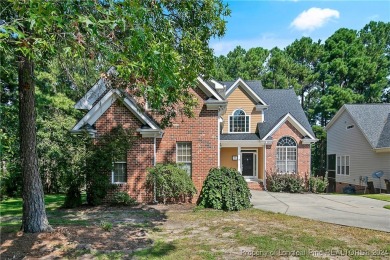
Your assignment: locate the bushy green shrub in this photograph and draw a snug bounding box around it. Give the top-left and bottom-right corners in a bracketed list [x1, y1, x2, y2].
[112, 192, 138, 206]
[146, 163, 197, 204]
[197, 167, 252, 211]
[84, 126, 135, 206]
[309, 176, 329, 193]
[63, 184, 82, 208]
[267, 172, 305, 193]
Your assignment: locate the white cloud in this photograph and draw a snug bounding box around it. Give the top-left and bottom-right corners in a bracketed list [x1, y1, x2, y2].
[210, 35, 294, 56]
[290, 7, 340, 31]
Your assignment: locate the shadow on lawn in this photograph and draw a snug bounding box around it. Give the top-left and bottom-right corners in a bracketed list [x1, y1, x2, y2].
[1, 204, 172, 259]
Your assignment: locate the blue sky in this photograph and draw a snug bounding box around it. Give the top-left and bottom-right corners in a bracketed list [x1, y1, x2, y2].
[210, 0, 390, 56]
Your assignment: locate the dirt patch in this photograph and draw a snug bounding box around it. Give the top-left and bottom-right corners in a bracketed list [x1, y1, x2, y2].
[0, 204, 178, 259]
[1, 225, 152, 259]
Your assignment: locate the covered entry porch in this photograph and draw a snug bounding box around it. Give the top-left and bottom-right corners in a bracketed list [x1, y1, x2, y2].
[220, 139, 268, 189]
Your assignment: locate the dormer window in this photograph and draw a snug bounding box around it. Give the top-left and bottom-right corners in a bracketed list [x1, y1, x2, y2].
[229, 109, 250, 133]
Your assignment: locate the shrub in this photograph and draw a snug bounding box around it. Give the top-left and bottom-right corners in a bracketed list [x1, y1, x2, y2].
[83, 125, 135, 206]
[267, 172, 305, 193]
[63, 183, 82, 208]
[309, 176, 329, 193]
[100, 221, 113, 231]
[146, 163, 197, 204]
[112, 192, 138, 206]
[197, 167, 252, 211]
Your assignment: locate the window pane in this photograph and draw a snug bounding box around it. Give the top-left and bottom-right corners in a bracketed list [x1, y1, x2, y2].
[286, 161, 296, 173]
[276, 161, 286, 173]
[229, 110, 249, 132]
[113, 162, 126, 183]
[336, 157, 340, 174]
[177, 142, 192, 176]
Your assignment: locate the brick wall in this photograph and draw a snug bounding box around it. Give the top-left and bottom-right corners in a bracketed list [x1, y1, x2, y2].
[95, 88, 218, 203]
[155, 88, 219, 201]
[95, 100, 154, 202]
[265, 121, 311, 178]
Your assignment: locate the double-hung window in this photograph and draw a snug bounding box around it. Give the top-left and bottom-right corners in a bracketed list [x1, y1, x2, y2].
[276, 136, 297, 173]
[336, 155, 350, 175]
[176, 142, 192, 176]
[112, 156, 127, 183]
[229, 109, 249, 133]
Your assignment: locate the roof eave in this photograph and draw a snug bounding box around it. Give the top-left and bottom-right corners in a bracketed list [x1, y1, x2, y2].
[220, 140, 266, 147]
[373, 147, 390, 153]
[205, 100, 227, 111]
[136, 128, 164, 138]
[262, 113, 316, 141]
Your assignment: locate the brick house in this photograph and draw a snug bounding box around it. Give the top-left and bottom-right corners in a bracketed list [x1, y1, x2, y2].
[72, 76, 317, 202]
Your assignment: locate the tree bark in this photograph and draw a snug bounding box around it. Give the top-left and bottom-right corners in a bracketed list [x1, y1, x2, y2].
[18, 55, 52, 233]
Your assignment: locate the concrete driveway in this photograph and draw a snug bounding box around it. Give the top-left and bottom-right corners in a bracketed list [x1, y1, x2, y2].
[251, 191, 390, 232]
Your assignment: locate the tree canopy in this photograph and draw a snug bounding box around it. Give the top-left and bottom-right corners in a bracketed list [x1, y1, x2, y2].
[212, 21, 390, 173]
[0, 0, 229, 232]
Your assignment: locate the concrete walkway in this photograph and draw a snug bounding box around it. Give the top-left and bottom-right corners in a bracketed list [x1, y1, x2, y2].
[251, 191, 390, 232]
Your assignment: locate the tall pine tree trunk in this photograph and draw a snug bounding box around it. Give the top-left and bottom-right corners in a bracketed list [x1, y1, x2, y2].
[18, 55, 52, 233]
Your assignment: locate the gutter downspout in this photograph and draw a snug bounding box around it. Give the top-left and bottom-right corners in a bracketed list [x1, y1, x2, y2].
[153, 136, 157, 204]
[264, 145, 267, 191]
[218, 116, 221, 167]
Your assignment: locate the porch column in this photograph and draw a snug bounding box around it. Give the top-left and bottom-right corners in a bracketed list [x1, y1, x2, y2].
[238, 146, 241, 172]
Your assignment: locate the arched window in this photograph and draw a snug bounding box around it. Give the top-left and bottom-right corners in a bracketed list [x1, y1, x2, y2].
[276, 136, 297, 173]
[229, 109, 249, 133]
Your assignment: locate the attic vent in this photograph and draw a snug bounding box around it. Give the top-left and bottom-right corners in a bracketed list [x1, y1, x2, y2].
[346, 125, 354, 130]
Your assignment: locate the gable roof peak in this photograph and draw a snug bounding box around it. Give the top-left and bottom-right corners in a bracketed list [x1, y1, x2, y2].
[225, 78, 267, 105]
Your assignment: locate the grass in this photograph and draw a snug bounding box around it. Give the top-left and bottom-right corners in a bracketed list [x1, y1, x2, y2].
[2, 196, 390, 259]
[0, 194, 89, 230]
[362, 194, 390, 210]
[133, 208, 390, 259]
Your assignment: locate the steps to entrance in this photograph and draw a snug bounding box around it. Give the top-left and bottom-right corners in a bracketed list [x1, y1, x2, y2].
[246, 180, 264, 191]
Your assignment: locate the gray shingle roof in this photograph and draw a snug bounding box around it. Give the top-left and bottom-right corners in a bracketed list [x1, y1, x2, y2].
[220, 133, 260, 140]
[345, 104, 390, 148]
[222, 80, 264, 93]
[256, 89, 315, 139]
[215, 79, 315, 140]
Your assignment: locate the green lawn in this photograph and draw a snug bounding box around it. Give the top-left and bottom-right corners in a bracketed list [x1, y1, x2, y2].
[362, 194, 390, 210]
[2, 196, 390, 259]
[0, 194, 88, 230]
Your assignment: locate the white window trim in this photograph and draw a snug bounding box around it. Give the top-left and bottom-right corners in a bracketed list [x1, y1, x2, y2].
[336, 155, 350, 176]
[228, 109, 250, 133]
[276, 136, 297, 174]
[176, 142, 192, 176]
[112, 161, 127, 184]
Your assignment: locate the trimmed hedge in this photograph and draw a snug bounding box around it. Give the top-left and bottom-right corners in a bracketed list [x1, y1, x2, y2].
[197, 167, 252, 211]
[267, 172, 305, 193]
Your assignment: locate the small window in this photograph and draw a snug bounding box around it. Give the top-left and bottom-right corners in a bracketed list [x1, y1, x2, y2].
[336, 156, 340, 175]
[112, 161, 127, 183]
[229, 109, 250, 133]
[336, 155, 350, 176]
[176, 142, 192, 176]
[346, 125, 354, 130]
[345, 156, 350, 175]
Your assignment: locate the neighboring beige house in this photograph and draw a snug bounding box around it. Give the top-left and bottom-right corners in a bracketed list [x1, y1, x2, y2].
[326, 104, 390, 193]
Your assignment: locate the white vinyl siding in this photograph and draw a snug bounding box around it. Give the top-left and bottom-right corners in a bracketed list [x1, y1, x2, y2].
[327, 111, 390, 189]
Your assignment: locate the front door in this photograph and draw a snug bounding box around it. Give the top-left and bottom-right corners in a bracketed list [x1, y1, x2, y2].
[241, 151, 257, 178]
